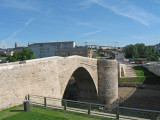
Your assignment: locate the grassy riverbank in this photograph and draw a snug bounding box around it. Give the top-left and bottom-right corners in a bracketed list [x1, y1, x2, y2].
[0, 105, 113, 120]
[119, 66, 160, 85]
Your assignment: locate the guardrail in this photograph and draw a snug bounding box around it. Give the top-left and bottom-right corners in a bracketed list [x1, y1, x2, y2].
[26, 94, 160, 120]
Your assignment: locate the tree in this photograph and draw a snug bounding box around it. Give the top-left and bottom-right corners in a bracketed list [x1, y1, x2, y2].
[97, 48, 103, 53]
[0, 51, 7, 57]
[136, 44, 145, 58]
[7, 48, 35, 62]
[123, 44, 138, 58]
[20, 48, 35, 61]
[123, 44, 160, 61]
[7, 51, 20, 62]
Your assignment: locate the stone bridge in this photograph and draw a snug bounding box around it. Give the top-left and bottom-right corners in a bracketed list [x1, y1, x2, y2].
[0, 56, 118, 110]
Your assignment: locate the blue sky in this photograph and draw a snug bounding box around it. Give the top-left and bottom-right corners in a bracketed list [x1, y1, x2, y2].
[0, 0, 160, 48]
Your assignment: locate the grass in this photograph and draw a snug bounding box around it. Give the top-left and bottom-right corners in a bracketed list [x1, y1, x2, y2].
[119, 65, 160, 85]
[0, 105, 114, 120]
[133, 66, 157, 77]
[119, 77, 147, 84]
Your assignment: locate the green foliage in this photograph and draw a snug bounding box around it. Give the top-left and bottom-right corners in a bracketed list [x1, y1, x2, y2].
[133, 66, 156, 77]
[119, 77, 146, 84]
[20, 48, 35, 61]
[93, 53, 105, 58]
[93, 53, 99, 58]
[123, 44, 160, 61]
[97, 48, 103, 53]
[7, 48, 35, 62]
[0, 51, 7, 57]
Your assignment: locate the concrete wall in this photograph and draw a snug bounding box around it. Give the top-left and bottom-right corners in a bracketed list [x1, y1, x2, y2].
[144, 65, 160, 76]
[118, 63, 126, 78]
[0, 56, 118, 110]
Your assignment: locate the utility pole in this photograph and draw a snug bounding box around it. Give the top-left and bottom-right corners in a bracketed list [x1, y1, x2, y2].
[85, 42, 88, 46]
[114, 41, 118, 49]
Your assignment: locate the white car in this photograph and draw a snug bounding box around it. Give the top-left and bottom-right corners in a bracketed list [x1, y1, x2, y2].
[130, 61, 135, 64]
[145, 62, 150, 65]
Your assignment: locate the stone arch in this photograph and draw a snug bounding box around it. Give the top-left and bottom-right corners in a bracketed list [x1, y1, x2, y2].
[62, 67, 98, 103]
[0, 56, 118, 110]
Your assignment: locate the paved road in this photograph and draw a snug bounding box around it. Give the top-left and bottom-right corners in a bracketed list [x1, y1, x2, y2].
[107, 50, 125, 62]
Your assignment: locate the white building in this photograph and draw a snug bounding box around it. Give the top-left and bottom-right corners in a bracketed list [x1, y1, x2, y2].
[28, 41, 76, 58]
[155, 43, 160, 51]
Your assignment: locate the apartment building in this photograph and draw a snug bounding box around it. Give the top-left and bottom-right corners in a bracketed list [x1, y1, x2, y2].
[28, 41, 93, 58]
[28, 41, 75, 58]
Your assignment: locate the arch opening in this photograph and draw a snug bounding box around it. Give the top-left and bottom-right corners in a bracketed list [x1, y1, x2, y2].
[62, 67, 98, 103]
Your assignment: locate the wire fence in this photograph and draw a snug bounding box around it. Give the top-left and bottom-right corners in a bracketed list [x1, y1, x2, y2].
[27, 94, 160, 120]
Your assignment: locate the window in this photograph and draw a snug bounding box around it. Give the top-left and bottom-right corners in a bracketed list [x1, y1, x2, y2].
[62, 52, 66, 55]
[72, 51, 77, 55]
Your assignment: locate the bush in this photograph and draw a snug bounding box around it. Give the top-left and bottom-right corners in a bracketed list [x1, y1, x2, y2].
[7, 48, 35, 62]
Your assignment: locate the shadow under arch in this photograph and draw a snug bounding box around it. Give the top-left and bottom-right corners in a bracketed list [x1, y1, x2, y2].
[62, 67, 98, 103]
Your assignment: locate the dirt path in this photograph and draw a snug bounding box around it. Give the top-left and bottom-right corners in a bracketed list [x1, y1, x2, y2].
[116, 87, 160, 111]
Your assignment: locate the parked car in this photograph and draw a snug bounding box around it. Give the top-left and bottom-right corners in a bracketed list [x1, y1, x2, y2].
[135, 59, 145, 64]
[145, 62, 150, 65]
[130, 61, 135, 64]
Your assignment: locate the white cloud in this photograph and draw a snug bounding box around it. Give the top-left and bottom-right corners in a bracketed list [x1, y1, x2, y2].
[132, 35, 147, 40]
[82, 0, 160, 26]
[85, 39, 97, 42]
[65, 16, 103, 35]
[25, 18, 34, 26]
[155, 0, 160, 4]
[45, 8, 53, 16]
[0, 41, 13, 48]
[65, 16, 96, 28]
[2, 18, 34, 42]
[0, 0, 39, 12]
[82, 29, 102, 36]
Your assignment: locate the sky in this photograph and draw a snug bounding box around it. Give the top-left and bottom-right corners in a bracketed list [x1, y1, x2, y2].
[0, 0, 160, 48]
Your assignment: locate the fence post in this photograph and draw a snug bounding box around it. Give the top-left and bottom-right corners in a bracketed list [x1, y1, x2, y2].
[44, 97, 47, 108]
[116, 107, 119, 119]
[88, 104, 91, 114]
[64, 100, 67, 110]
[28, 95, 30, 100]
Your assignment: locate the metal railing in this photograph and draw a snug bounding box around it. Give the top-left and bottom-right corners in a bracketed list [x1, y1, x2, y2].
[26, 94, 160, 120]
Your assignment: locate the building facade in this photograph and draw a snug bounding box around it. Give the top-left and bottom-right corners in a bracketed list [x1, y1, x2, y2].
[87, 45, 99, 49]
[99, 46, 115, 50]
[155, 43, 160, 51]
[28, 41, 92, 58]
[28, 41, 76, 58]
[56, 47, 93, 58]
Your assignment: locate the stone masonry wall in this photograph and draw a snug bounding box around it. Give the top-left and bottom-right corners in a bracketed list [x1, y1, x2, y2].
[144, 65, 160, 76]
[0, 56, 118, 110]
[0, 56, 98, 110]
[97, 60, 118, 104]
